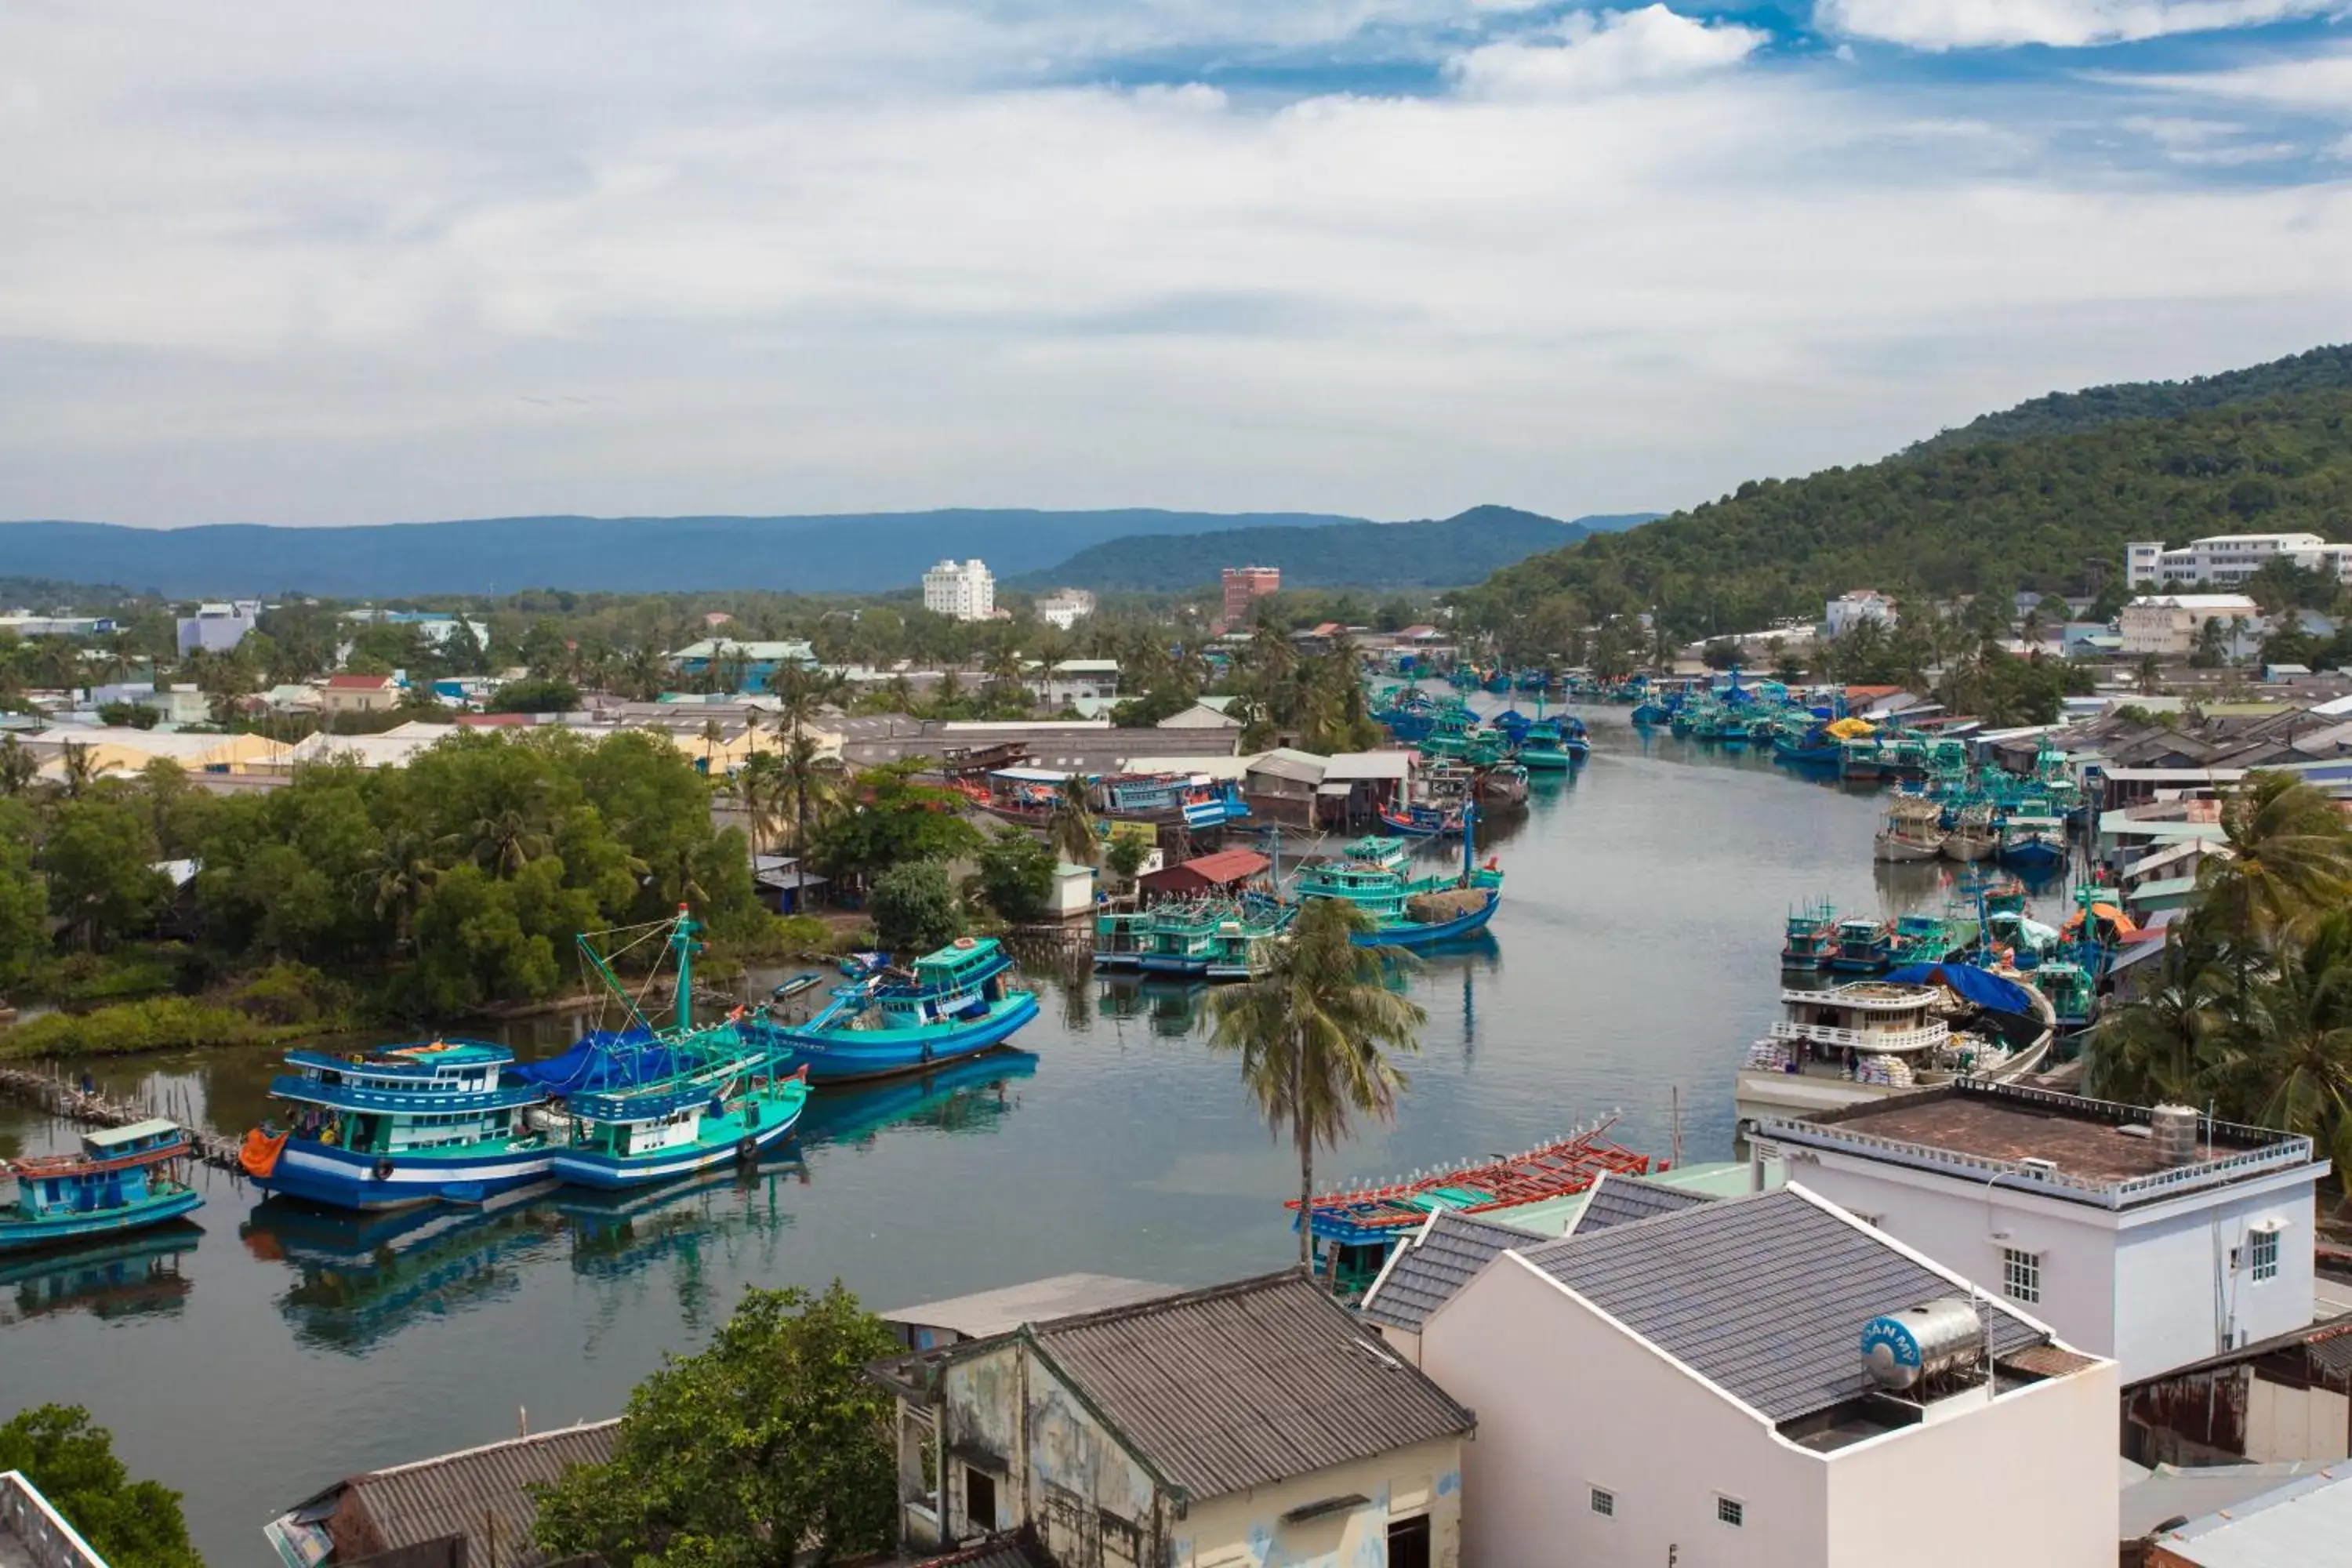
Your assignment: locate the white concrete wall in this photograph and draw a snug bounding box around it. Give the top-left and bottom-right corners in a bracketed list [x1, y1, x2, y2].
[2247, 1377, 2351, 1463]
[1822, 1362, 2118, 1568]
[2114, 1174, 2318, 1376]
[1179, 1436, 1463, 1568]
[1424, 1254, 1828, 1568]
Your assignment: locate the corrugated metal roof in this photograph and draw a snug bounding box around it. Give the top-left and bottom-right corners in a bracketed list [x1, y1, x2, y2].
[1519, 1189, 2047, 1422]
[1565, 1172, 1717, 1236]
[884, 1274, 1181, 1341]
[2154, 1465, 2352, 1566]
[1359, 1211, 1545, 1334]
[1030, 1271, 1472, 1501]
[341, 1421, 618, 1567]
[1319, 752, 1412, 781]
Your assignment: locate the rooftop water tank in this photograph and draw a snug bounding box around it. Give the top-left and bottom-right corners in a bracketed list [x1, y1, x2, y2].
[2151, 1104, 2201, 1168]
[1861, 1298, 1984, 1391]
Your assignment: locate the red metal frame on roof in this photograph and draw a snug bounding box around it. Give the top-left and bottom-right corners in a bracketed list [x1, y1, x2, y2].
[1293, 1120, 1653, 1242]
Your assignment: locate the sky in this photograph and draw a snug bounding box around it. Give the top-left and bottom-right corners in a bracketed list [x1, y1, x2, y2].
[2, 1, 2349, 528]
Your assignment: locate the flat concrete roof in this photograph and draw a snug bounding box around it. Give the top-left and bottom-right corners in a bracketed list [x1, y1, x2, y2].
[882, 1272, 1180, 1341]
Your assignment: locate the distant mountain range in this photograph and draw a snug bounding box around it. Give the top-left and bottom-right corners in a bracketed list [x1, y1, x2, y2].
[1020, 506, 1661, 592]
[0, 506, 1654, 599]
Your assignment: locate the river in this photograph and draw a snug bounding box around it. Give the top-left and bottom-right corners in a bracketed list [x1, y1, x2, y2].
[1, 710, 2008, 1563]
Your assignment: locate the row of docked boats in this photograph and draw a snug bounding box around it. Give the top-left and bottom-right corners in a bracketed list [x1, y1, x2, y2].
[1371, 689, 1590, 775]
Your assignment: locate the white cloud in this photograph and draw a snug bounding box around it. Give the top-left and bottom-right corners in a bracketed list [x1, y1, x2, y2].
[0, 2, 2347, 527]
[2119, 46, 2352, 114]
[1817, 0, 2338, 50]
[1450, 5, 1769, 98]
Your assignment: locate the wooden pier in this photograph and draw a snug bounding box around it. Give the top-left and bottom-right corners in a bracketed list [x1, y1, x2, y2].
[0, 1063, 249, 1175]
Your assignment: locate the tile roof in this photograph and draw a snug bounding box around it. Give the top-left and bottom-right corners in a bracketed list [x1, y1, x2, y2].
[1359, 1211, 1546, 1334]
[1029, 1270, 1472, 1501]
[1519, 1188, 2048, 1422]
[336, 1421, 618, 1567]
[1565, 1172, 1718, 1236]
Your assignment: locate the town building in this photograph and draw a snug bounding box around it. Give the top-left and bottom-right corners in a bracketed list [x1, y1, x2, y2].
[0, 614, 116, 638]
[1416, 1184, 2117, 1568]
[342, 609, 492, 652]
[2122, 1314, 2352, 1467]
[1220, 565, 1280, 627]
[2120, 593, 2262, 657]
[1824, 589, 1897, 637]
[175, 600, 262, 656]
[2127, 532, 2352, 590]
[316, 672, 403, 716]
[663, 638, 818, 694]
[1026, 659, 1120, 708]
[2, 1468, 109, 1567]
[2140, 1461, 2352, 1567]
[264, 1420, 617, 1568]
[871, 1270, 1473, 1567]
[1033, 588, 1095, 630]
[924, 559, 997, 622]
[881, 1274, 1180, 1352]
[1752, 1082, 2324, 1382]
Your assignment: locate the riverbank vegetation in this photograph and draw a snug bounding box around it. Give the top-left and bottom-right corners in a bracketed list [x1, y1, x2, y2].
[2088, 772, 2352, 1186]
[0, 1404, 204, 1568]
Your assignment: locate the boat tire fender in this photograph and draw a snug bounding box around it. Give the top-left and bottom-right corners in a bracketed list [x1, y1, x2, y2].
[373, 1159, 394, 1181]
[920, 1041, 934, 1064]
[736, 1136, 758, 1163]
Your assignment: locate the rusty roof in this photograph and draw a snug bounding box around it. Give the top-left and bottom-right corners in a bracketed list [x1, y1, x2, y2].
[1029, 1270, 1472, 1502]
[334, 1420, 617, 1567]
[2001, 1343, 2102, 1379]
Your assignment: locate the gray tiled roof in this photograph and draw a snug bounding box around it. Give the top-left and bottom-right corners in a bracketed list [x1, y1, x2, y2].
[1566, 1172, 1718, 1236]
[1032, 1270, 1473, 1502]
[343, 1421, 618, 1568]
[1523, 1189, 2045, 1422]
[1359, 1211, 1547, 1333]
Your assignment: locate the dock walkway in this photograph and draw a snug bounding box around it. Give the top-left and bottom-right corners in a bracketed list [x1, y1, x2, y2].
[0, 1064, 248, 1174]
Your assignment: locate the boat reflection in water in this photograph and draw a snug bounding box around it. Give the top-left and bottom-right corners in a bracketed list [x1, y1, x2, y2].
[0, 1227, 200, 1326]
[793, 1051, 1039, 1149]
[547, 1154, 806, 1283]
[1097, 980, 1210, 1039]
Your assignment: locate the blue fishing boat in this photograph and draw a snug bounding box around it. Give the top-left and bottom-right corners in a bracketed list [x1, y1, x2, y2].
[1377, 800, 1465, 838]
[1826, 916, 1893, 975]
[1292, 804, 1503, 949]
[4, 1120, 204, 1252]
[751, 936, 1040, 1083]
[1516, 715, 1573, 770]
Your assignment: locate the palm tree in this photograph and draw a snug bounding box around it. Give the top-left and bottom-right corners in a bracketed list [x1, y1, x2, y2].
[1047, 775, 1097, 866]
[370, 826, 442, 955]
[1208, 898, 1427, 1274]
[469, 808, 548, 878]
[2136, 653, 2165, 695]
[2230, 919, 2352, 1190]
[2085, 942, 2227, 1106]
[2192, 771, 2352, 952]
[56, 740, 94, 800]
[782, 733, 841, 853]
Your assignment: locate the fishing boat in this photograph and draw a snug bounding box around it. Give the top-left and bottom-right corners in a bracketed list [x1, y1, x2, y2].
[1887, 911, 1973, 966]
[1098, 771, 1251, 829]
[1780, 899, 1838, 969]
[1295, 1120, 1653, 1292]
[1998, 811, 2068, 873]
[238, 1040, 554, 1211]
[751, 937, 1040, 1083]
[1516, 716, 1574, 771]
[1942, 804, 1999, 862]
[1291, 808, 1503, 949]
[1826, 916, 1893, 975]
[3, 1120, 203, 1252]
[1475, 761, 1530, 806]
[1377, 800, 1466, 838]
[771, 972, 825, 1001]
[1105, 897, 1294, 981]
[1873, 797, 1946, 862]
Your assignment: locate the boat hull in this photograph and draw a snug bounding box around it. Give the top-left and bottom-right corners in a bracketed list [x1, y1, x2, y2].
[548, 1099, 806, 1191]
[2001, 838, 2067, 872]
[1942, 835, 1998, 862]
[1517, 750, 1574, 770]
[253, 1139, 554, 1212]
[1873, 833, 1944, 863]
[0, 1186, 204, 1253]
[771, 992, 1041, 1083]
[1352, 889, 1500, 949]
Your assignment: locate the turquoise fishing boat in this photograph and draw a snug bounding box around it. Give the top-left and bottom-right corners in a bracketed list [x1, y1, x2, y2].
[752, 937, 1040, 1083]
[1827, 916, 1893, 975]
[1516, 715, 1573, 770]
[1780, 899, 1838, 968]
[3, 1120, 203, 1252]
[1291, 804, 1503, 948]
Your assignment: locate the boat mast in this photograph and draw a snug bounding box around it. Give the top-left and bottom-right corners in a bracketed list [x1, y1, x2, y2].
[670, 906, 699, 1033]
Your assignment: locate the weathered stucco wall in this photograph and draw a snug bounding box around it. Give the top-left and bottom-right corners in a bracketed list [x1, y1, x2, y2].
[1177, 1436, 1463, 1568]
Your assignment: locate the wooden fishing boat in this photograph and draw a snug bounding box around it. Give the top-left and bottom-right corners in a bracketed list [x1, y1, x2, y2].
[1942, 804, 1998, 862]
[1292, 810, 1503, 949]
[751, 937, 1040, 1083]
[771, 972, 826, 1001]
[3, 1120, 203, 1252]
[1873, 797, 1945, 862]
[1826, 916, 1893, 975]
[548, 1064, 810, 1190]
[1516, 717, 1574, 771]
[1377, 801, 1466, 838]
[1998, 811, 2067, 873]
[1780, 899, 1838, 968]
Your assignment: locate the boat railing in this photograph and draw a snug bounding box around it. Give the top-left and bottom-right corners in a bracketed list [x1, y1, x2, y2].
[1779, 985, 1933, 1011]
[1, 1472, 108, 1568]
[1770, 1018, 1949, 1052]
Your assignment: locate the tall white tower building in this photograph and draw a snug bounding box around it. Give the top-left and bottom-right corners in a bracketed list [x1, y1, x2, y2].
[922, 559, 996, 621]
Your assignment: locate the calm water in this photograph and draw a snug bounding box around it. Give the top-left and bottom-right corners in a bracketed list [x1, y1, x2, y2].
[1, 712, 2029, 1563]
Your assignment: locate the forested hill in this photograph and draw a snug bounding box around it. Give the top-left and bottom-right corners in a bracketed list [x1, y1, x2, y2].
[1915, 343, 2352, 453]
[1470, 387, 2352, 641]
[1025, 506, 1650, 591]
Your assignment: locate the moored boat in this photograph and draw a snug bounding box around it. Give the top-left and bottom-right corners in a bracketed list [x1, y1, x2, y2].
[1291, 807, 1504, 949]
[1998, 812, 2068, 873]
[548, 1063, 811, 1190]
[3, 1120, 203, 1252]
[1826, 916, 1893, 975]
[1873, 796, 1945, 862]
[751, 937, 1040, 1083]
[1780, 899, 1838, 969]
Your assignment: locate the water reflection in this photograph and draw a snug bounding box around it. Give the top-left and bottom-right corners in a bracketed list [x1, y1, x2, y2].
[0, 1229, 200, 1326]
[795, 1051, 1039, 1147]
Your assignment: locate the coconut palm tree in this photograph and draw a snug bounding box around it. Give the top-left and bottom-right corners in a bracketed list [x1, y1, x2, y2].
[370, 826, 443, 955]
[2229, 917, 2352, 1189]
[469, 807, 548, 878]
[2085, 942, 2228, 1107]
[781, 733, 841, 853]
[1047, 775, 1098, 866]
[56, 740, 94, 800]
[1209, 898, 1426, 1274]
[2192, 771, 2352, 952]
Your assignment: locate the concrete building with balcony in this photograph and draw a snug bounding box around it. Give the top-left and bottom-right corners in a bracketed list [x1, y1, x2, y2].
[1751, 1081, 2325, 1382]
[1824, 589, 1897, 637]
[2127, 533, 2352, 590]
[2119, 593, 2262, 657]
[1032, 589, 1095, 630]
[924, 559, 996, 622]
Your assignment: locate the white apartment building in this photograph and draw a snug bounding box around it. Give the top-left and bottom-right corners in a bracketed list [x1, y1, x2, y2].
[1824, 589, 1896, 637]
[922, 559, 996, 621]
[1752, 1082, 2323, 1384]
[1411, 1184, 2117, 1568]
[2126, 533, 2352, 589]
[176, 600, 262, 656]
[1033, 588, 1095, 630]
[2118, 593, 2260, 656]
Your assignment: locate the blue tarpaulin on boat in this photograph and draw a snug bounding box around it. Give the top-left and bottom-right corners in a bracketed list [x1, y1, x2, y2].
[1882, 962, 2036, 1017]
[512, 1030, 691, 1093]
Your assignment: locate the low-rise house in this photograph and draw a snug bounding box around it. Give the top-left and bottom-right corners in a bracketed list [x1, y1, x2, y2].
[1027, 659, 1121, 708]
[872, 1270, 1474, 1567]
[317, 673, 402, 716]
[2121, 594, 2262, 657]
[176, 600, 262, 656]
[1135, 848, 1269, 901]
[881, 1272, 1180, 1352]
[1420, 1184, 2117, 1568]
[1317, 750, 1410, 826]
[1752, 1082, 2325, 1382]
[2140, 1461, 2352, 1567]
[263, 1420, 618, 1568]
[1153, 701, 1241, 732]
[1241, 746, 1326, 824]
[1033, 589, 1095, 630]
[664, 637, 818, 693]
[2123, 1315, 2352, 1466]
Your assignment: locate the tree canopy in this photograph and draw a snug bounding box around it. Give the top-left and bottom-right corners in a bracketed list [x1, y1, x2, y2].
[0, 1404, 204, 1568]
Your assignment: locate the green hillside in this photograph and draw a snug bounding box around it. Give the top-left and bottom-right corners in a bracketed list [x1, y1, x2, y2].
[1915, 343, 2352, 452]
[1466, 386, 2352, 642]
[1024, 505, 1610, 591]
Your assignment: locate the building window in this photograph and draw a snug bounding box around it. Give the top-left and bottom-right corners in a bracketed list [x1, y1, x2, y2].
[964, 1466, 996, 1533]
[1590, 1486, 1615, 1518]
[2002, 1247, 2042, 1304]
[1716, 1496, 1744, 1528]
[1386, 1513, 1432, 1568]
[2249, 1228, 2279, 1282]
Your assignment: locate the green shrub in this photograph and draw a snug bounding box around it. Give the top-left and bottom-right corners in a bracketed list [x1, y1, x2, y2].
[0, 997, 266, 1060]
[228, 961, 350, 1026]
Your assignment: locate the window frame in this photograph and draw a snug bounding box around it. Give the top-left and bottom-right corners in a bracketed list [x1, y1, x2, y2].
[1715, 1494, 1745, 1529]
[2002, 1246, 2042, 1305]
[1589, 1486, 1615, 1519]
[2249, 1227, 2280, 1283]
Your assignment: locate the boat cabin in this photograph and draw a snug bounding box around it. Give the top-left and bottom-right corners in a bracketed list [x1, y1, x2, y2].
[564, 1083, 713, 1160]
[272, 1041, 543, 1157]
[5, 1119, 187, 1221]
